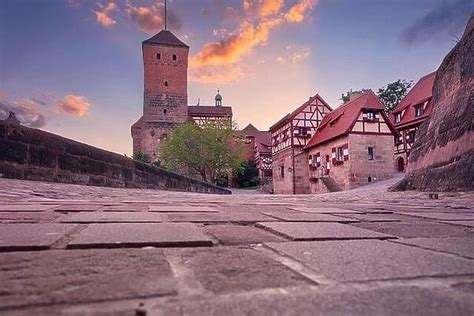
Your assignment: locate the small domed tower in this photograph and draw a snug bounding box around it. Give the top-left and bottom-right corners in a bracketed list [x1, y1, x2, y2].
[215, 90, 222, 107]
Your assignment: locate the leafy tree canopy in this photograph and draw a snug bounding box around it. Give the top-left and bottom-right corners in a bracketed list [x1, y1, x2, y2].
[133, 151, 150, 163]
[159, 121, 246, 184]
[377, 79, 413, 113]
[236, 160, 259, 188]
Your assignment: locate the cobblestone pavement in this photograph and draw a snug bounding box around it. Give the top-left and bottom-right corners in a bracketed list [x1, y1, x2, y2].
[0, 176, 473, 315]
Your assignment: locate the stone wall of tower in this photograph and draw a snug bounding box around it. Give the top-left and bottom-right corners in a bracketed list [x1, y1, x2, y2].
[132, 41, 189, 162]
[143, 43, 188, 122]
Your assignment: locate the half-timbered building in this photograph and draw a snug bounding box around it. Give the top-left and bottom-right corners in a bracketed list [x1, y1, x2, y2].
[269, 94, 332, 194]
[391, 72, 435, 172]
[240, 124, 272, 183]
[304, 91, 398, 193]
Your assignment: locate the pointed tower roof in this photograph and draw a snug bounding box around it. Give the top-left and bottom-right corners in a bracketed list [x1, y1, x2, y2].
[242, 124, 259, 133]
[143, 30, 189, 47]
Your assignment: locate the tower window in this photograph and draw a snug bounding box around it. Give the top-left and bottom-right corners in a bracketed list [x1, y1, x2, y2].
[164, 81, 168, 87]
[172, 54, 177, 61]
[157, 53, 161, 60]
[368, 147, 374, 161]
[163, 109, 167, 114]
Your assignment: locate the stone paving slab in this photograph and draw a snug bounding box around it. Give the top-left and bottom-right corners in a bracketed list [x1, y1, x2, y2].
[289, 206, 362, 214]
[101, 205, 147, 212]
[0, 249, 176, 310]
[60, 212, 166, 223]
[54, 205, 103, 212]
[149, 205, 219, 213]
[0, 204, 58, 212]
[336, 213, 420, 222]
[152, 286, 474, 316]
[0, 224, 76, 251]
[257, 222, 393, 241]
[262, 211, 358, 223]
[168, 212, 275, 223]
[352, 221, 474, 238]
[394, 237, 474, 259]
[203, 224, 286, 245]
[266, 240, 474, 282]
[165, 247, 314, 294]
[399, 212, 474, 221]
[67, 223, 213, 248]
[441, 221, 474, 228]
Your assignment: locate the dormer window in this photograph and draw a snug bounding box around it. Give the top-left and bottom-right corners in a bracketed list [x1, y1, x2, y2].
[395, 113, 402, 123]
[415, 104, 423, 117]
[172, 54, 177, 61]
[157, 53, 161, 60]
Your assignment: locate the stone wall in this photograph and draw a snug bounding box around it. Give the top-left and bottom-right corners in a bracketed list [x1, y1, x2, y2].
[294, 151, 310, 194]
[392, 17, 473, 192]
[0, 122, 230, 194]
[272, 148, 294, 194]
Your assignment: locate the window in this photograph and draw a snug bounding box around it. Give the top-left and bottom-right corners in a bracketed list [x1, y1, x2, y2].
[157, 53, 161, 60]
[368, 176, 372, 183]
[172, 54, 177, 61]
[164, 81, 168, 87]
[407, 131, 416, 142]
[364, 111, 377, 121]
[394, 136, 402, 145]
[395, 113, 401, 123]
[336, 147, 344, 161]
[163, 109, 167, 114]
[415, 105, 423, 117]
[298, 127, 310, 137]
[280, 166, 285, 178]
[368, 147, 374, 160]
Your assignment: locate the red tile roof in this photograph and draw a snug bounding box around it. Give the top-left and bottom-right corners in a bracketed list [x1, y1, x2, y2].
[188, 106, 232, 117]
[269, 94, 333, 131]
[305, 90, 397, 149]
[391, 72, 436, 128]
[240, 124, 272, 153]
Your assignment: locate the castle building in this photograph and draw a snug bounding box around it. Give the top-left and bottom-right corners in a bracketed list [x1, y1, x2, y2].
[131, 30, 232, 161]
[240, 124, 272, 183]
[269, 94, 333, 194]
[304, 91, 398, 193]
[391, 72, 435, 172]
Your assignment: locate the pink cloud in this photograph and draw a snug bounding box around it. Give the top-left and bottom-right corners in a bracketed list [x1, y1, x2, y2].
[92, 2, 117, 27]
[126, 1, 181, 33]
[57, 94, 91, 117]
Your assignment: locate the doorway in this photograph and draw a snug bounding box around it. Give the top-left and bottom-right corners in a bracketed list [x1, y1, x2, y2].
[397, 157, 405, 172]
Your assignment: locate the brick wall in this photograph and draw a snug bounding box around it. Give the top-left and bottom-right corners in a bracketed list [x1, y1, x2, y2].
[0, 122, 230, 195]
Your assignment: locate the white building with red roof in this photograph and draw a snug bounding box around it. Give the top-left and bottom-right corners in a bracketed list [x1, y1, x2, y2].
[391, 72, 436, 171]
[304, 90, 398, 193]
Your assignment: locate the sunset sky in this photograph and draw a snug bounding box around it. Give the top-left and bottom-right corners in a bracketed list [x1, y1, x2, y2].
[1, 0, 472, 156]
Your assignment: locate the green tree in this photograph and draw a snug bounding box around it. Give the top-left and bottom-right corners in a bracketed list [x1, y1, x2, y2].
[236, 160, 259, 188]
[160, 121, 245, 184]
[133, 151, 150, 163]
[377, 79, 413, 113]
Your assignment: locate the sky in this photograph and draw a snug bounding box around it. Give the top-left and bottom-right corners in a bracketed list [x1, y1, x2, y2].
[1, 0, 472, 156]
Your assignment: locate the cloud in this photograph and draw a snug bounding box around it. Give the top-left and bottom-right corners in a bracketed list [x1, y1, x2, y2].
[92, 2, 117, 27]
[126, 1, 181, 33]
[244, 0, 284, 18]
[0, 97, 47, 128]
[400, 0, 473, 45]
[189, 65, 243, 84]
[277, 46, 311, 64]
[57, 95, 91, 117]
[286, 0, 316, 23]
[190, 0, 317, 69]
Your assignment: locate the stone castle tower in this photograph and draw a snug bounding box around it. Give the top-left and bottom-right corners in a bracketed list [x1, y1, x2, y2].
[131, 30, 189, 161]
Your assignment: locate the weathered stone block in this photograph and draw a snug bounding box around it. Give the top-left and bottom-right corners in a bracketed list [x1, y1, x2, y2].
[0, 140, 27, 163]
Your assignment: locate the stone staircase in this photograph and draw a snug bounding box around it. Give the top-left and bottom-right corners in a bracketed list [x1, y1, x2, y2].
[320, 176, 342, 192]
